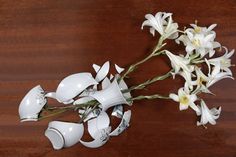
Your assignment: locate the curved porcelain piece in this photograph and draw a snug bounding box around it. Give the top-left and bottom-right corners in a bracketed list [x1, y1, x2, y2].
[56, 73, 98, 103]
[115, 64, 124, 74]
[102, 77, 111, 89]
[73, 96, 95, 105]
[78, 108, 101, 122]
[90, 79, 128, 111]
[88, 111, 110, 139]
[45, 121, 84, 150]
[111, 105, 123, 118]
[19, 85, 47, 122]
[45, 92, 73, 104]
[80, 127, 111, 148]
[92, 64, 101, 73]
[95, 61, 110, 82]
[45, 92, 57, 99]
[110, 110, 131, 136]
[115, 74, 132, 105]
[110, 74, 114, 80]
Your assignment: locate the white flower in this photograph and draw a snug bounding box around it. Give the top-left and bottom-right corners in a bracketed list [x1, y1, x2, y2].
[176, 24, 221, 58]
[205, 59, 234, 87]
[165, 50, 192, 75]
[197, 100, 221, 126]
[169, 86, 199, 112]
[141, 12, 179, 39]
[208, 47, 234, 75]
[191, 67, 212, 94]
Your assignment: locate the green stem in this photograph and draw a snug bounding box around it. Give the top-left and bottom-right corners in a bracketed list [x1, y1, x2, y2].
[131, 94, 170, 101]
[122, 69, 173, 93]
[119, 36, 166, 81]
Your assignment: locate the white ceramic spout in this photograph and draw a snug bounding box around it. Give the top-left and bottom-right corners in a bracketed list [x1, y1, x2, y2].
[56, 73, 98, 103]
[90, 79, 128, 111]
[18, 85, 47, 122]
[45, 121, 84, 150]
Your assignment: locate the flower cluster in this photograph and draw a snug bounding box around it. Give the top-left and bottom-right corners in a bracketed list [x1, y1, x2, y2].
[142, 12, 234, 127]
[18, 11, 234, 151]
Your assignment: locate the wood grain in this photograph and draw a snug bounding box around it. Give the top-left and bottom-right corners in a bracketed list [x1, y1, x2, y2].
[0, 0, 235, 156]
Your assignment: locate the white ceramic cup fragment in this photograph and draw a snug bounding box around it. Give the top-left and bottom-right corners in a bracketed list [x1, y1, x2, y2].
[56, 73, 98, 103]
[19, 85, 47, 122]
[90, 79, 129, 111]
[109, 110, 131, 136]
[95, 61, 110, 82]
[111, 105, 123, 118]
[92, 64, 101, 73]
[88, 111, 110, 139]
[45, 121, 84, 150]
[80, 127, 111, 148]
[101, 77, 111, 89]
[115, 64, 124, 74]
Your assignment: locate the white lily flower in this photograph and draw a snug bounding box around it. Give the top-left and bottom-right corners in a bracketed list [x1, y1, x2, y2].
[176, 24, 221, 58]
[197, 100, 221, 126]
[191, 67, 212, 94]
[165, 50, 192, 76]
[169, 86, 199, 112]
[205, 59, 234, 87]
[141, 12, 179, 39]
[208, 47, 234, 75]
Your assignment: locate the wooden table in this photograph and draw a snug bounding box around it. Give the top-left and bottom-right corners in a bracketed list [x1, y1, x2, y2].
[0, 0, 235, 156]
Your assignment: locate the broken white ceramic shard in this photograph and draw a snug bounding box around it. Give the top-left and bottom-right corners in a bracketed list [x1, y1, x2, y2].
[111, 105, 123, 118]
[73, 96, 95, 105]
[110, 110, 131, 136]
[88, 111, 110, 139]
[95, 61, 110, 82]
[45, 92, 73, 104]
[115, 64, 124, 74]
[45, 121, 84, 150]
[19, 85, 47, 122]
[81, 108, 101, 122]
[102, 77, 111, 89]
[116, 74, 132, 105]
[79, 88, 97, 97]
[45, 92, 57, 99]
[90, 79, 129, 111]
[110, 74, 114, 80]
[92, 64, 101, 73]
[80, 127, 111, 148]
[56, 73, 98, 103]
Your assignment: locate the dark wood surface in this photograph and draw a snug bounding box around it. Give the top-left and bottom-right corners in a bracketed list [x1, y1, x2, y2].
[0, 0, 236, 157]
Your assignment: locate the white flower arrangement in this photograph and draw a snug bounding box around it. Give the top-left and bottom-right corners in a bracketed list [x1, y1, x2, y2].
[18, 12, 234, 150]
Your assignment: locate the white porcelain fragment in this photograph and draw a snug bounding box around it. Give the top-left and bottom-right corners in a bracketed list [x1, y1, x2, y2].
[115, 64, 125, 74]
[111, 105, 123, 118]
[45, 92, 57, 99]
[80, 127, 111, 148]
[119, 79, 132, 102]
[90, 79, 129, 111]
[19, 85, 47, 122]
[102, 77, 111, 89]
[83, 109, 100, 122]
[116, 74, 132, 105]
[45, 121, 84, 150]
[92, 64, 101, 73]
[95, 61, 110, 82]
[73, 97, 95, 105]
[110, 74, 114, 80]
[56, 73, 98, 103]
[110, 110, 131, 136]
[88, 111, 110, 139]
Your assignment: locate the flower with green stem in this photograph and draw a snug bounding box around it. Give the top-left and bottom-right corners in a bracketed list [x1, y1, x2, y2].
[169, 84, 199, 112]
[141, 12, 179, 40]
[197, 100, 221, 127]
